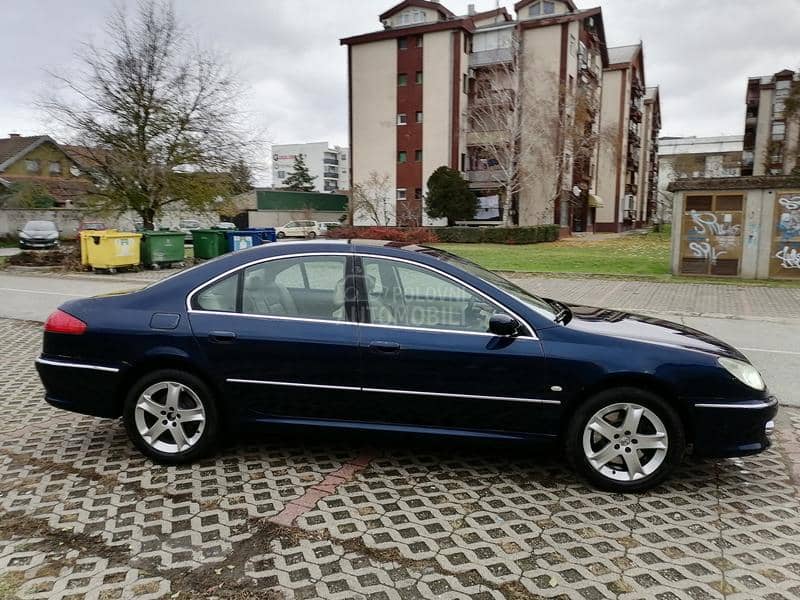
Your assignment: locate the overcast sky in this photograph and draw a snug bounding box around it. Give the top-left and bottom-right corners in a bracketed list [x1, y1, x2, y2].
[2, 0, 798, 157]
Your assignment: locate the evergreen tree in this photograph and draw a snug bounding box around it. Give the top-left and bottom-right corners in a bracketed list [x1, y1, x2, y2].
[229, 159, 254, 195]
[425, 166, 478, 226]
[283, 154, 317, 192]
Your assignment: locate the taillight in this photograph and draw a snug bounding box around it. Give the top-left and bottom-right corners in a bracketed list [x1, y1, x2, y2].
[44, 310, 87, 335]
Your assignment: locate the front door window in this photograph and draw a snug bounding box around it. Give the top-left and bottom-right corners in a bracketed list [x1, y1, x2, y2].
[361, 257, 509, 333]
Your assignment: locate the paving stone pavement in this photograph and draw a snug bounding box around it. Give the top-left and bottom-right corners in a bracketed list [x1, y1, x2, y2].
[1, 317, 800, 599]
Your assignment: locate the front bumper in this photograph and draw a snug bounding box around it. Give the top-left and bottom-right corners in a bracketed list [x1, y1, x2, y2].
[35, 356, 123, 419]
[691, 396, 778, 457]
[19, 239, 58, 249]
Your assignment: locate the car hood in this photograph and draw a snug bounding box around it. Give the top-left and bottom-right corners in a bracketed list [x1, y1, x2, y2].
[561, 304, 747, 361]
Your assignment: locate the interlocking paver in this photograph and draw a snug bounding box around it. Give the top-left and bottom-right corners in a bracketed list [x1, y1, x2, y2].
[1, 315, 800, 599]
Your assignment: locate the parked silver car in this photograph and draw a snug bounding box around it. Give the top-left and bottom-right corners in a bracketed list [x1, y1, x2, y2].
[18, 220, 59, 249]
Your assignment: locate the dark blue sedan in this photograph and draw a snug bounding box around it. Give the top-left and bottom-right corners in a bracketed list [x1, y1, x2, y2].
[35, 240, 777, 492]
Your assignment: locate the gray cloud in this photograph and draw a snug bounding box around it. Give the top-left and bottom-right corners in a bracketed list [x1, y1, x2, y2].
[1, 0, 797, 158]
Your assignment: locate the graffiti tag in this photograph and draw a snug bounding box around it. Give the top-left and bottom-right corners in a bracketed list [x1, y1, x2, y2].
[775, 246, 800, 269]
[689, 241, 726, 264]
[690, 211, 740, 237]
[778, 196, 800, 211]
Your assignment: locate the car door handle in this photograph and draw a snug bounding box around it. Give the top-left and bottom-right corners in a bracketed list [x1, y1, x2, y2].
[369, 341, 400, 354]
[209, 330, 237, 343]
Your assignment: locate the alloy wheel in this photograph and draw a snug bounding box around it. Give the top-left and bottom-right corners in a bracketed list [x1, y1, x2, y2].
[581, 402, 668, 482]
[134, 381, 206, 454]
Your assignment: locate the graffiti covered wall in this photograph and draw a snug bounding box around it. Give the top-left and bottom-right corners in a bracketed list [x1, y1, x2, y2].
[679, 194, 744, 276]
[770, 192, 800, 277]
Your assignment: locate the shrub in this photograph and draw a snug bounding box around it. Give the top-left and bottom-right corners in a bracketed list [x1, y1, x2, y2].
[433, 225, 558, 244]
[327, 226, 439, 244]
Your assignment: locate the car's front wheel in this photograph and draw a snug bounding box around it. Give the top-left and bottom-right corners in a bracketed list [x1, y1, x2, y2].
[276, 231, 286, 239]
[123, 369, 218, 464]
[565, 387, 685, 492]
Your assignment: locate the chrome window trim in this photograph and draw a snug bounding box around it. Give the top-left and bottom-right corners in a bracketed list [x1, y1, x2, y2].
[226, 378, 559, 405]
[695, 399, 777, 410]
[185, 250, 538, 339]
[36, 357, 120, 373]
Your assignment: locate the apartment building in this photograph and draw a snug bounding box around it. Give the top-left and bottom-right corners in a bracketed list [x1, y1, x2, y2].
[272, 142, 349, 193]
[342, 0, 657, 231]
[594, 44, 656, 231]
[640, 86, 661, 224]
[742, 69, 799, 176]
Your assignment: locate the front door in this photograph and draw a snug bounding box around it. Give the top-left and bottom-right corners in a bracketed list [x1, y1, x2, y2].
[188, 253, 362, 424]
[356, 255, 549, 436]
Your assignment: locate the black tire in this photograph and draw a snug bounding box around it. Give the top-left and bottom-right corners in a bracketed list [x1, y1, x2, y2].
[277, 231, 286, 239]
[565, 387, 685, 493]
[307, 231, 317, 239]
[123, 369, 219, 464]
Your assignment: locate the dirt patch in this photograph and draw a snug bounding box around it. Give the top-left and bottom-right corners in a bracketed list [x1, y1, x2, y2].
[6, 245, 81, 269]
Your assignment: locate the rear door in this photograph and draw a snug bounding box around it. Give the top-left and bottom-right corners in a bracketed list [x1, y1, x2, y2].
[188, 253, 363, 424]
[356, 255, 550, 435]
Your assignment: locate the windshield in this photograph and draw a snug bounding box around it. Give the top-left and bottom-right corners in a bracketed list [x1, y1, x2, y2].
[25, 221, 56, 231]
[427, 248, 558, 320]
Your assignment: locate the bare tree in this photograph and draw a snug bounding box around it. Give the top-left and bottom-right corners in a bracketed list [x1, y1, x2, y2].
[350, 171, 395, 226]
[468, 31, 610, 227]
[39, 1, 256, 229]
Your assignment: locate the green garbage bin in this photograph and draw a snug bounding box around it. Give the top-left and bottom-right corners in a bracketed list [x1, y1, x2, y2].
[140, 230, 186, 269]
[191, 229, 228, 260]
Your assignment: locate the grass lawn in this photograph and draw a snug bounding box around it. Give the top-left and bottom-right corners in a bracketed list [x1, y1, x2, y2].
[435, 231, 671, 277]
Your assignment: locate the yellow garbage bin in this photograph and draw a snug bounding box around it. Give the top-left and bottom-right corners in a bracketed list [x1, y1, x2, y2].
[79, 230, 142, 272]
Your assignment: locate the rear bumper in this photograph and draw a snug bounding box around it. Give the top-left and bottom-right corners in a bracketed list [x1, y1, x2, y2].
[35, 356, 123, 419]
[691, 396, 778, 457]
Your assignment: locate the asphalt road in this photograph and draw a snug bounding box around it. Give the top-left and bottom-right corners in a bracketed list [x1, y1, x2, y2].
[1, 271, 797, 407]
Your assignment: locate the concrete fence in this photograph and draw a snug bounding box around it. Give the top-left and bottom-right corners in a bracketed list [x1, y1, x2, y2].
[0, 208, 221, 240]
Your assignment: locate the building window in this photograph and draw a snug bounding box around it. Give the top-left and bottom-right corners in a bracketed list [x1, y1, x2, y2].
[340, 153, 347, 161]
[416, 71, 423, 84]
[396, 188, 407, 201]
[772, 121, 786, 141]
[277, 170, 286, 179]
[415, 188, 422, 200]
[397, 113, 407, 125]
[529, 1, 554, 16]
[415, 111, 423, 123]
[398, 37, 407, 50]
[415, 150, 422, 161]
[48, 161, 61, 175]
[416, 35, 423, 47]
[398, 73, 407, 86]
[25, 159, 40, 173]
[463, 73, 468, 93]
[398, 151, 407, 163]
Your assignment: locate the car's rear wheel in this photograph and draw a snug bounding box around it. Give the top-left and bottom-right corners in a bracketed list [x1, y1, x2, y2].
[123, 369, 218, 464]
[565, 387, 685, 492]
[277, 231, 285, 239]
[307, 231, 317, 239]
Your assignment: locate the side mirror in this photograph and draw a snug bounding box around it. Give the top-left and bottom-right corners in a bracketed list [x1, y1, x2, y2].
[489, 313, 520, 337]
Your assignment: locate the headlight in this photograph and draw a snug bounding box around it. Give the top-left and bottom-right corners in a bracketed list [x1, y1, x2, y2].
[718, 357, 765, 391]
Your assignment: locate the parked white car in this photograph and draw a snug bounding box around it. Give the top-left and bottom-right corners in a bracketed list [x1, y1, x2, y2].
[275, 220, 322, 239]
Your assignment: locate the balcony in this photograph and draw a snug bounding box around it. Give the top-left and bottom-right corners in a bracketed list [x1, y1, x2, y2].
[467, 169, 506, 184]
[466, 129, 508, 146]
[469, 47, 513, 68]
[323, 158, 339, 165]
[323, 171, 339, 179]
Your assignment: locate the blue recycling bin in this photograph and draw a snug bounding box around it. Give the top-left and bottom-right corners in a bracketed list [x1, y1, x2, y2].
[246, 228, 277, 243]
[225, 230, 263, 252]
